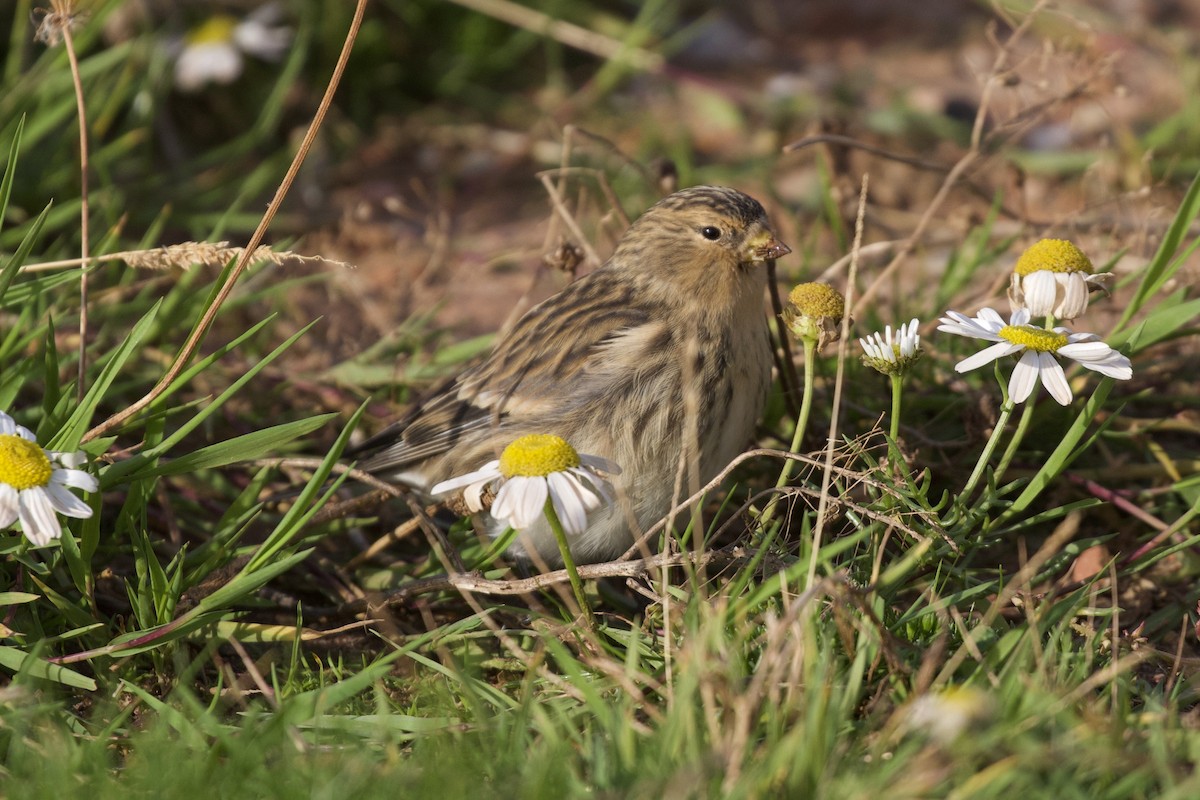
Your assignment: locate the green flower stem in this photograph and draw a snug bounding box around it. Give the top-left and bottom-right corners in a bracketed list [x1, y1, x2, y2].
[995, 313, 1054, 481]
[888, 373, 903, 441]
[959, 398, 1015, 504]
[543, 498, 594, 628]
[993, 398, 1035, 481]
[760, 338, 817, 530]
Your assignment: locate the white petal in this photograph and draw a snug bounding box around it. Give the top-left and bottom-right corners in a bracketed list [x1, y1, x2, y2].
[1057, 273, 1089, 319]
[938, 311, 972, 329]
[1008, 273, 1026, 308]
[54, 450, 88, 469]
[980, 307, 1009, 327]
[1057, 341, 1111, 360]
[936, 311, 993, 335]
[1022, 271, 1059, 317]
[493, 476, 547, 531]
[0, 483, 17, 528]
[1010, 308, 1031, 326]
[546, 472, 589, 536]
[1008, 351, 1042, 403]
[955, 341, 1023, 373]
[462, 479, 489, 513]
[900, 319, 920, 356]
[572, 468, 614, 508]
[1086, 272, 1114, 293]
[233, 19, 293, 61]
[579, 453, 621, 476]
[18, 489, 61, 546]
[174, 42, 243, 91]
[1065, 331, 1098, 344]
[1086, 360, 1133, 380]
[938, 309, 1006, 340]
[45, 482, 93, 520]
[430, 461, 501, 496]
[52, 468, 97, 493]
[938, 315, 989, 340]
[0, 412, 34, 441]
[1036, 352, 1072, 405]
[1059, 343, 1132, 379]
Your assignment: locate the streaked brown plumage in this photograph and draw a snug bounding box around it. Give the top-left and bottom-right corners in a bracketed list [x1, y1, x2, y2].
[353, 185, 789, 564]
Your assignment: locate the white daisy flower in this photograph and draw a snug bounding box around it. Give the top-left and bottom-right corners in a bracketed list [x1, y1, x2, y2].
[859, 317, 922, 376]
[937, 307, 1132, 405]
[1007, 239, 1113, 321]
[173, 4, 293, 93]
[431, 434, 619, 538]
[903, 687, 995, 745]
[0, 410, 98, 547]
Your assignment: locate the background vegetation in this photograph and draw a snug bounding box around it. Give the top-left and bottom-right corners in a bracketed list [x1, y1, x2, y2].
[2, 0, 1200, 796]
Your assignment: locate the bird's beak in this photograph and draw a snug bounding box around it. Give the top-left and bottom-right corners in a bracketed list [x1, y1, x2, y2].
[747, 231, 791, 262]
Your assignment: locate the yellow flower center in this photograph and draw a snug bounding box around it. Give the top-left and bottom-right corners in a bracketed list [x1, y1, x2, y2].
[787, 282, 846, 320]
[1014, 239, 1093, 276]
[499, 434, 580, 478]
[998, 325, 1068, 352]
[187, 15, 238, 46]
[0, 434, 53, 491]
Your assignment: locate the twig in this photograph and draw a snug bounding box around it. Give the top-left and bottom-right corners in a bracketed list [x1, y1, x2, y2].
[335, 548, 756, 617]
[784, 134, 948, 172]
[538, 172, 603, 267]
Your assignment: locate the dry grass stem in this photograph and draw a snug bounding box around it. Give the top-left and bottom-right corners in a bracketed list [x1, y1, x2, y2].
[805, 174, 867, 588]
[19, 242, 352, 274]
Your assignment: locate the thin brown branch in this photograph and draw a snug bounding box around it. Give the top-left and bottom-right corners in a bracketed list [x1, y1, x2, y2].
[784, 134, 948, 172]
[337, 547, 756, 617]
[56, 11, 89, 401]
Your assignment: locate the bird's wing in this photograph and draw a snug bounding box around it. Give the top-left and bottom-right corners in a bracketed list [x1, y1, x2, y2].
[353, 272, 662, 476]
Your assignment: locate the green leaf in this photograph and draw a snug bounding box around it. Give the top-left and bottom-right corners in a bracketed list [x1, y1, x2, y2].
[1002, 380, 1116, 520]
[1108, 291, 1200, 353]
[0, 204, 51, 305]
[0, 115, 23, 229]
[0, 646, 97, 690]
[119, 415, 335, 483]
[1114, 169, 1200, 333]
[50, 300, 162, 451]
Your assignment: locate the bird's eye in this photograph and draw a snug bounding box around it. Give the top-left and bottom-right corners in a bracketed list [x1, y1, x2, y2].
[700, 226, 722, 241]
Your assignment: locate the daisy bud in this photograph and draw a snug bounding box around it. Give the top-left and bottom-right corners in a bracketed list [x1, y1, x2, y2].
[784, 282, 846, 352]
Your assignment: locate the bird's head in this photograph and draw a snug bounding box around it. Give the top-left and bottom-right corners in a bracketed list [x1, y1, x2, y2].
[611, 186, 790, 299]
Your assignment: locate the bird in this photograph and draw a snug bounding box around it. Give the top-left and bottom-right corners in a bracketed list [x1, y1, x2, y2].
[351, 185, 790, 565]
